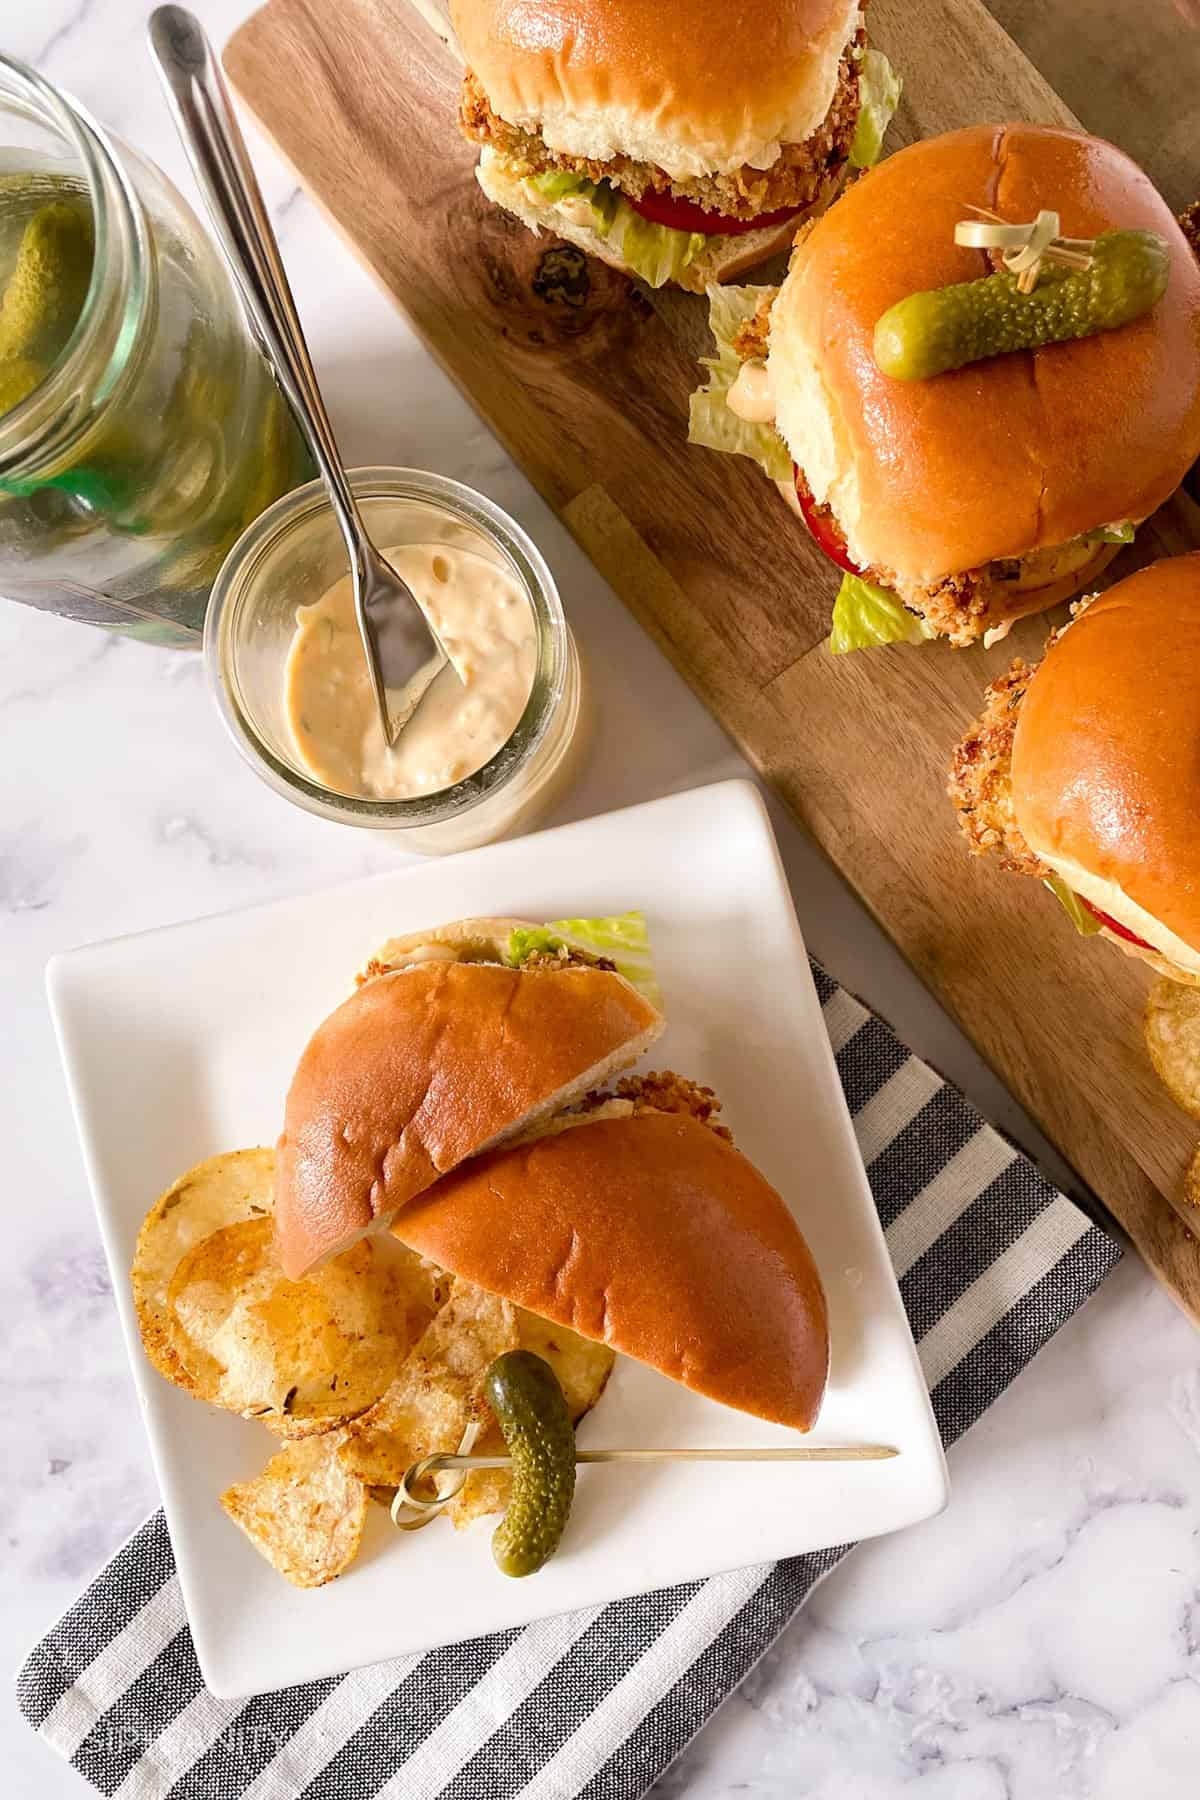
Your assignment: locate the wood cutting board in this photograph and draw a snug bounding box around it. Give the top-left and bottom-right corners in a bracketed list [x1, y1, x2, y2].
[225, 0, 1200, 1318]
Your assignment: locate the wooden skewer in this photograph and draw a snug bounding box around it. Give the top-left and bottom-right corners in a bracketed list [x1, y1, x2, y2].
[956, 203, 1096, 291]
[391, 1443, 901, 1528]
[422, 1444, 899, 1472]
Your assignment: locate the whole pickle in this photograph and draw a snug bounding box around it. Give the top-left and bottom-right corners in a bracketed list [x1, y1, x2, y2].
[485, 1350, 576, 1578]
[0, 198, 94, 368]
[873, 229, 1170, 381]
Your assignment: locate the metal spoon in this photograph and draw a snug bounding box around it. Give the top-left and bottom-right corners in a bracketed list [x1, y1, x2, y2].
[148, 4, 449, 743]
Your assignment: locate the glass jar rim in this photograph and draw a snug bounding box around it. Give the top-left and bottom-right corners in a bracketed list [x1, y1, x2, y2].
[0, 55, 151, 472]
[205, 466, 571, 827]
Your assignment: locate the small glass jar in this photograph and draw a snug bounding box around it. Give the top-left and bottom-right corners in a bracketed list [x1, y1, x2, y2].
[0, 57, 312, 646]
[206, 468, 585, 852]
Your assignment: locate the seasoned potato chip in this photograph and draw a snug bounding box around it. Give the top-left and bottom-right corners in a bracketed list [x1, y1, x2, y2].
[167, 1221, 445, 1429]
[1182, 1143, 1200, 1209]
[339, 1282, 518, 1487]
[446, 1308, 614, 1529]
[131, 1147, 275, 1389]
[221, 1431, 366, 1587]
[515, 1310, 616, 1420]
[1145, 978, 1200, 1120]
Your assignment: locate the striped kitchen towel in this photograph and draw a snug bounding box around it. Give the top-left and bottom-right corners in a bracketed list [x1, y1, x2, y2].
[17, 961, 1122, 1800]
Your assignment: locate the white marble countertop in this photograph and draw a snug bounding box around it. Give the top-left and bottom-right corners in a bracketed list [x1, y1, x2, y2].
[5, 5, 1200, 1796]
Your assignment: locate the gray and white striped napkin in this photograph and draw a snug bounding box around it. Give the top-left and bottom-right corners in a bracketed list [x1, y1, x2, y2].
[18, 961, 1121, 1800]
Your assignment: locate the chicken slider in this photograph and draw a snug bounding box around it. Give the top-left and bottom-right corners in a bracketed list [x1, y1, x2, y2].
[690, 124, 1200, 648]
[950, 554, 1200, 984]
[454, 0, 900, 291]
[274, 916, 664, 1278]
[394, 1075, 831, 1430]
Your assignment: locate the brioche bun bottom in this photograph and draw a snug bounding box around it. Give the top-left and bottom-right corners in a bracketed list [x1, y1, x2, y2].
[477, 150, 842, 292]
[1097, 927, 1200, 986]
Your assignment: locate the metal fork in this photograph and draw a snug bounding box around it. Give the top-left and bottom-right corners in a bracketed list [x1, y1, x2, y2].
[149, 4, 450, 744]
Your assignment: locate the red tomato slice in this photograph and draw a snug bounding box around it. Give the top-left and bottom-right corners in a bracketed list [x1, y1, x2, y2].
[794, 468, 862, 575]
[627, 189, 803, 238]
[1080, 897, 1153, 950]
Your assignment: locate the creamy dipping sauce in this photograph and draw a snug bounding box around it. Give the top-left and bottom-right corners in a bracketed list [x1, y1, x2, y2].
[284, 542, 536, 800]
[727, 359, 775, 425]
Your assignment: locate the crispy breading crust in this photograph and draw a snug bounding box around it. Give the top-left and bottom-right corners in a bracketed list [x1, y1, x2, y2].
[357, 945, 609, 985]
[460, 41, 861, 223]
[614, 1071, 733, 1142]
[733, 293, 774, 363]
[1180, 201, 1200, 265]
[575, 1070, 734, 1142]
[518, 946, 616, 975]
[948, 660, 1046, 875]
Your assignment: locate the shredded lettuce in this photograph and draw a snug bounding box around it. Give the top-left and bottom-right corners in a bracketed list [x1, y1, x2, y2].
[1043, 876, 1103, 936]
[1083, 520, 1136, 545]
[829, 572, 937, 654]
[604, 208, 706, 288]
[507, 912, 661, 1005]
[849, 48, 902, 170]
[523, 168, 704, 287]
[687, 284, 793, 479]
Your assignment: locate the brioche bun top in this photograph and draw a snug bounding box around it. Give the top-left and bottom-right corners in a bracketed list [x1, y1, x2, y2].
[394, 1108, 830, 1429]
[768, 125, 1200, 584]
[450, 0, 862, 178]
[1012, 554, 1200, 976]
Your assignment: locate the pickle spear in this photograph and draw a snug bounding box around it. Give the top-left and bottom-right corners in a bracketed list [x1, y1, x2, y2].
[874, 229, 1170, 381]
[485, 1350, 577, 1578]
[0, 199, 95, 367]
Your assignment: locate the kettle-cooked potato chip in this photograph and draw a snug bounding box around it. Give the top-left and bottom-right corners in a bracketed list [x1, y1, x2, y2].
[1182, 1142, 1200, 1209]
[338, 1282, 519, 1487]
[132, 1147, 275, 1389]
[222, 1430, 367, 1587]
[1145, 978, 1200, 1120]
[446, 1309, 614, 1529]
[168, 1219, 445, 1430]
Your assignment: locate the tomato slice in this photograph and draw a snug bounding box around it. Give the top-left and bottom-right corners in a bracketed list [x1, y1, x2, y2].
[1080, 897, 1153, 950]
[794, 468, 862, 575]
[626, 189, 803, 238]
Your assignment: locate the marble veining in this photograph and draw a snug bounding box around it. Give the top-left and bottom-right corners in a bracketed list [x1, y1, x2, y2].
[4, 3, 1200, 1797]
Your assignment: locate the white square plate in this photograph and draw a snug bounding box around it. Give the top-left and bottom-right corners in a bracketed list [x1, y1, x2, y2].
[48, 780, 947, 1697]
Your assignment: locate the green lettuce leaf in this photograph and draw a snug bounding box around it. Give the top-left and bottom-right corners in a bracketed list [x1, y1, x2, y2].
[688, 284, 793, 480]
[1043, 876, 1103, 936]
[525, 170, 592, 203]
[849, 48, 902, 170]
[1083, 520, 1136, 545]
[507, 912, 661, 1005]
[603, 207, 706, 288]
[829, 573, 936, 654]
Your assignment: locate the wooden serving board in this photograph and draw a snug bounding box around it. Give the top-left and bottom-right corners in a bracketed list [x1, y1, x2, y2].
[225, 0, 1200, 1317]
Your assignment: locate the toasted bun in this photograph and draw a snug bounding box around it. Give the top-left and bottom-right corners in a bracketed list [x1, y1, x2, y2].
[768, 125, 1200, 585]
[275, 960, 664, 1278]
[973, 541, 1123, 644]
[360, 914, 537, 978]
[475, 146, 832, 291]
[452, 0, 861, 178]
[1011, 555, 1200, 978]
[393, 1110, 830, 1429]
[1093, 926, 1200, 987]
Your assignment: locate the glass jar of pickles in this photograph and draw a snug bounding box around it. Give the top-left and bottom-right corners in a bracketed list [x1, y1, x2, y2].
[0, 56, 312, 647]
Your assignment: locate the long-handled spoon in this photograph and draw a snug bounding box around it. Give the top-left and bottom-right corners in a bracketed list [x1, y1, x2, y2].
[149, 5, 451, 742]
